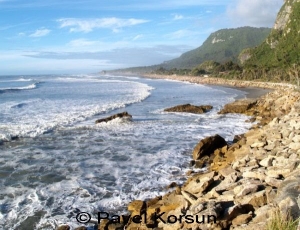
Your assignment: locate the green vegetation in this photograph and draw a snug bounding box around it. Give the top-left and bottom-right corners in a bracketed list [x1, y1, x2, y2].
[266, 211, 299, 230]
[112, 27, 270, 74]
[244, 0, 300, 73]
[111, 1, 300, 86]
[161, 27, 271, 69]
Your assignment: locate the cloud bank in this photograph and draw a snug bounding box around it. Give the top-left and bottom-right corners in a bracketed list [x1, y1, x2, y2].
[57, 17, 149, 33]
[227, 0, 283, 27]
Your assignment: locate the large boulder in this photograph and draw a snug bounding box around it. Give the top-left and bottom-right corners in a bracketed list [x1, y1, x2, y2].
[164, 104, 213, 114]
[218, 99, 257, 114]
[95, 111, 132, 124]
[193, 134, 227, 160]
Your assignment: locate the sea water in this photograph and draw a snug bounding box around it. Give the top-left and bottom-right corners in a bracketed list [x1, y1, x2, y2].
[0, 74, 251, 229]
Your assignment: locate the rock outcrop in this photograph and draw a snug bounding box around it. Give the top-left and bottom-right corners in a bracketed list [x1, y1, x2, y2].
[192, 134, 227, 161]
[218, 99, 257, 114]
[164, 104, 213, 114]
[95, 112, 132, 124]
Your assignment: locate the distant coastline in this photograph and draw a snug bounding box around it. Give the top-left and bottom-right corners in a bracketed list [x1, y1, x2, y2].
[141, 73, 295, 90]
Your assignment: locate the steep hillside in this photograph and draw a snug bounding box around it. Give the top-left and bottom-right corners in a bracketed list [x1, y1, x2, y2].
[161, 27, 271, 69]
[243, 0, 300, 68]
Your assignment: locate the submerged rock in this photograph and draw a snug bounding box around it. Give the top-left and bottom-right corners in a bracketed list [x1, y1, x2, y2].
[164, 104, 213, 114]
[95, 111, 132, 124]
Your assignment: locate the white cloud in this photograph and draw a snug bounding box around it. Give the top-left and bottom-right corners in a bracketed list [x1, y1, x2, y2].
[133, 34, 143, 41]
[227, 0, 283, 27]
[67, 39, 96, 47]
[0, 50, 114, 75]
[165, 29, 200, 39]
[172, 14, 184, 20]
[57, 17, 149, 33]
[29, 28, 51, 37]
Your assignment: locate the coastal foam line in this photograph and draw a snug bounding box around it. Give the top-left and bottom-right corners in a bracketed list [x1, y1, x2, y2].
[0, 82, 41, 94]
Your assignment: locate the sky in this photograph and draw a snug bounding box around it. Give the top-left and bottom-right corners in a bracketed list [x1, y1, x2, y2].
[0, 0, 283, 75]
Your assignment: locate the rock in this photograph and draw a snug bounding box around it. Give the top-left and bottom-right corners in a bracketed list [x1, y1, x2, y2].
[182, 171, 216, 195]
[276, 177, 300, 219]
[231, 213, 252, 226]
[233, 134, 244, 143]
[265, 176, 282, 188]
[242, 171, 266, 181]
[74, 227, 86, 230]
[267, 168, 291, 178]
[234, 190, 268, 208]
[95, 111, 132, 124]
[166, 182, 178, 189]
[128, 200, 146, 216]
[215, 171, 240, 194]
[251, 204, 274, 224]
[228, 143, 240, 152]
[289, 142, 300, 151]
[218, 99, 257, 114]
[234, 184, 260, 197]
[193, 134, 227, 160]
[164, 104, 213, 114]
[219, 167, 238, 177]
[56, 224, 71, 230]
[56, 225, 70, 230]
[215, 181, 239, 194]
[259, 156, 274, 167]
[181, 190, 197, 205]
[292, 135, 300, 142]
[250, 140, 266, 148]
[278, 196, 300, 220]
[248, 190, 268, 208]
[225, 204, 254, 221]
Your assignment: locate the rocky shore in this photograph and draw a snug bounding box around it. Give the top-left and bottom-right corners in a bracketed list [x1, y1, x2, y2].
[94, 84, 300, 230]
[120, 75, 300, 229]
[62, 76, 300, 230]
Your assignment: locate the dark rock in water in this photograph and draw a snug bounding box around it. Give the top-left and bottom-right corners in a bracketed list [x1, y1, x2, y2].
[218, 99, 257, 114]
[233, 134, 244, 143]
[167, 182, 178, 189]
[193, 134, 227, 161]
[74, 226, 87, 230]
[164, 104, 213, 114]
[56, 225, 70, 230]
[95, 112, 132, 124]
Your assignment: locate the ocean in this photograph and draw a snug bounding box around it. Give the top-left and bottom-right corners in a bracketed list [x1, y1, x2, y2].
[0, 74, 252, 229]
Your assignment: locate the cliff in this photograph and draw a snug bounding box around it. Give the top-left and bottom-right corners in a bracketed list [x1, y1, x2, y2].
[243, 0, 300, 68]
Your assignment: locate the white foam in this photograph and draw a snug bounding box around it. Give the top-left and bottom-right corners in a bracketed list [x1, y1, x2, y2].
[0, 79, 153, 142]
[0, 82, 38, 91]
[0, 75, 253, 229]
[15, 77, 34, 82]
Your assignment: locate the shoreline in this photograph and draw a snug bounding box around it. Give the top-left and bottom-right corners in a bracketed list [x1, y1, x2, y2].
[208, 84, 273, 100]
[141, 74, 296, 90]
[68, 74, 300, 230]
[141, 74, 279, 100]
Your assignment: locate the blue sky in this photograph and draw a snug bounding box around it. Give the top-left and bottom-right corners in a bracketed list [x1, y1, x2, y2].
[0, 0, 282, 75]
